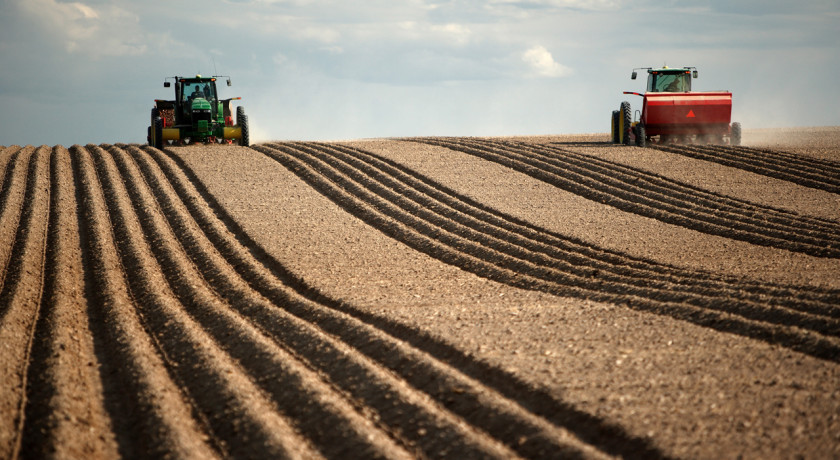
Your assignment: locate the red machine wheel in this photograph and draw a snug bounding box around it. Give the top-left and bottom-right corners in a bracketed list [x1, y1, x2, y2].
[730, 122, 742, 146]
[635, 123, 646, 147]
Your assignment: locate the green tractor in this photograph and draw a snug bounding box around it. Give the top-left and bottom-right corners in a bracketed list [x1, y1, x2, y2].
[148, 74, 249, 148]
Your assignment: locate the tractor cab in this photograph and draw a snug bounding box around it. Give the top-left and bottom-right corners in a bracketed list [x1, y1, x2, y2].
[181, 80, 217, 104]
[170, 76, 220, 125]
[631, 67, 697, 93]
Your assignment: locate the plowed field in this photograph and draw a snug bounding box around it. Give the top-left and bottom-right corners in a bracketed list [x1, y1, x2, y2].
[1, 127, 839, 459]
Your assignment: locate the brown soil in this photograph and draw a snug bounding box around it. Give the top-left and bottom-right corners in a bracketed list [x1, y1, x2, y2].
[1, 128, 839, 459]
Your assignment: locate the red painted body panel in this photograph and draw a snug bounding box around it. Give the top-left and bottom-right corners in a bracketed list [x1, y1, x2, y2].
[642, 91, 732, 136]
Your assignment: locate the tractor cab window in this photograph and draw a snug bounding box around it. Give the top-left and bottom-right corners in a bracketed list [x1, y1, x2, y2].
[648, 72, 690, 92]
[182, 82, 216, 102]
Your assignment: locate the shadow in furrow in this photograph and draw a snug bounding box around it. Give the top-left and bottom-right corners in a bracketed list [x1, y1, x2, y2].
[254, 142, 840, 363]
[651, 144, 840, 194]
[0, 147, 34, 310]
[89, 145, 318, 460]
[290, 141, 840, 324]
[0, 147, 24, 228]
[109, 145, 414, 460]
[151, 145, 671, 459]
[0, 146, 51, 460]
[20, 146, 64, 458]
[527, 140, 840, 234]
[320, 142, 840, 312]
[416, 138, 840, 258]
[21, 146, 120, 459]
[127, 146, 518, 459]
[70, 145, 222, 460]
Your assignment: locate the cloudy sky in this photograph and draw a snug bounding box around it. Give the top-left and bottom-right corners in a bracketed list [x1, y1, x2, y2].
[1, 0, 838, 145]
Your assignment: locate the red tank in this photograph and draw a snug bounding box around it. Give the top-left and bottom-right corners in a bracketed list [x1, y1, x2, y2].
[611, 67, 740, 146]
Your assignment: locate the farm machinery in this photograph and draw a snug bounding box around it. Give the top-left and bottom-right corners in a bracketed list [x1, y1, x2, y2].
[611, 66, 740, 147]
[148, 75, 249, 148]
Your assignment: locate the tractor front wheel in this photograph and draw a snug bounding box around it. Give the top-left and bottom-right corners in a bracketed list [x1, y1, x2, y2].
[153, 117, 163, 150]
[620, 101, 632, 145]
[611, 110, 619, 143]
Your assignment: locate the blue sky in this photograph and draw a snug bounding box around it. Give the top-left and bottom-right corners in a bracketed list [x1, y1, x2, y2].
[1, 0, 838, 145]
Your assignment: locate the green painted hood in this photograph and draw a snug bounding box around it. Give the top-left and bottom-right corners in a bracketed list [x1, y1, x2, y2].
[191, 97, 211, 111]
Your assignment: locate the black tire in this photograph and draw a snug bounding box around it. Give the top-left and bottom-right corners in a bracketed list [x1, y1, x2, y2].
[611, 110, 619, 143]
[153, 116, 163, 150]
[636, 123, 646, 147]
[239, 114, 250, 147]
[147, 126, 151, 145]
[149, 108, 160, 146]
[236, 106, 245, 126]
[730, 122, 742, 146]
[620, 101, 632, 145]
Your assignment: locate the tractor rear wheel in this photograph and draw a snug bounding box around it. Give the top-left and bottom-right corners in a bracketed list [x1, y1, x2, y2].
[730, 122, 742, 146]
[153, 116, 163, 150]
[239, 113, 250, 147]
[636, 123, 646, 147]
[611, 110, 619, 143]
[620, 101, 632, 145]
[236, 106, 245, 125]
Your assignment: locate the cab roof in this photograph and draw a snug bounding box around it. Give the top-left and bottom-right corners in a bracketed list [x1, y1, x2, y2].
[177, 75, 218, 83]
[648, 67, 692, 74]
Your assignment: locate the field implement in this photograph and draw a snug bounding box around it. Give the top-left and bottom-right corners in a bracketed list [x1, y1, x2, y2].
[611, 67, 740, 147]
[148, 75, 249, 148]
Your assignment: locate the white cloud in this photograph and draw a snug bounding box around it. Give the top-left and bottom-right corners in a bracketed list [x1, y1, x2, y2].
[522, 45, 572, 78]
[72, 3, 99, 19]
[430, 23, 472, 44]
[18, 0, 150, 57]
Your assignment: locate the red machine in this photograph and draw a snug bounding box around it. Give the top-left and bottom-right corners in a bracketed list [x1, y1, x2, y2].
[611, 67, 740, 147]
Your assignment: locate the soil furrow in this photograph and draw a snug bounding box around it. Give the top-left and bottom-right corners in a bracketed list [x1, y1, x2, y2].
[0, 146, 22, 197]
[336, 141, 840, 309]
[472, 138, 838, 237]
[19, 146, 120, 459]
[727, 146, 840, 175]
[263, 142, 840, 336]
[652, 144, 840, 193]
[417, 137, 840, 257]
[0, 147, 34, 296]
[154, 145, 636, 459]
[472, 138, 840, 246]
[707, 144, 840, 177]
[133, 142, 529, 459]
[527, 140, 840, 232]
[728, 145, 840, 171]
[447, 137, 836, 244]
[0, 146, 50, 460]
[253, 142, 840, 363]
[309, 141, 840, 318]
[87, 144, 323, 460]
[110, 144, 419, 460]
[70, 145, 221, 459]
